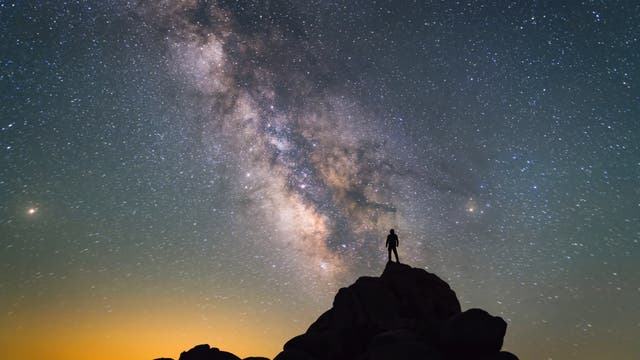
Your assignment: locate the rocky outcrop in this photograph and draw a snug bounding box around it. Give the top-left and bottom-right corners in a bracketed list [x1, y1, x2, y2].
[274, 262, 518, 360]
[168, 344, 271, 360]
[178, 344, 241, 360]
[164, 262, 519, 360]
[440, 308, 507, 359]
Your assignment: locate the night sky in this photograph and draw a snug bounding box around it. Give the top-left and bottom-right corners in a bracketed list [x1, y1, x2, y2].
[1, 1, 639, 359]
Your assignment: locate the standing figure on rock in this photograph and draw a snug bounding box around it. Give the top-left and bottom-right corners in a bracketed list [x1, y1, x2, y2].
[386, 229, 400, 263]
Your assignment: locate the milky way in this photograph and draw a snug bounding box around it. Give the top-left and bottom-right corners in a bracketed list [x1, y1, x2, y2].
[137, 1, 420, 285]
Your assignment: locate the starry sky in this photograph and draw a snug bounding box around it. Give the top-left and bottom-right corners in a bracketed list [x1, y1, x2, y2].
[1, 1, 639, 359]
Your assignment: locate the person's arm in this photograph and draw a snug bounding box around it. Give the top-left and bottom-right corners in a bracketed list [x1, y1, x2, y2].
[385, 236, 388, 248]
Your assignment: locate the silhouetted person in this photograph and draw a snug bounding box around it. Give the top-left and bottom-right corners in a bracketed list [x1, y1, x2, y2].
[386, 229, 399, 263]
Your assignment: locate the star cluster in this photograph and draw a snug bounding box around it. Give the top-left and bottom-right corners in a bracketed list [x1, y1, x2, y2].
[1, 1, 638, 359]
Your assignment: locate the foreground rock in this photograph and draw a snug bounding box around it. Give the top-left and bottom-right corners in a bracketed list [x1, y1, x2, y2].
[163, 262, 519, 360]
[274, 262, 518, 360]
[176, 344, 241, 360]
[158, 344, 270, 360]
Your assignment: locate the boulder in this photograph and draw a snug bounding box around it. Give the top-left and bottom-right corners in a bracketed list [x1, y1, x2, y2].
[179, 344, 242, 360]
[380, 262, 461, 337]
[439, 308, 507, 359]
[306, 262, 460, 336]
[278, 262, 463, 360]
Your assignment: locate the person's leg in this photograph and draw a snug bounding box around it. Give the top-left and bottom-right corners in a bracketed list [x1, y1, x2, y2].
[393, 247, 399, 263]
[388, 247, 392, 262]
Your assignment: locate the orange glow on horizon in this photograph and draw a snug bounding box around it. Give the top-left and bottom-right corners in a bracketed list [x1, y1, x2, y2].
[0, 297, 307, 360]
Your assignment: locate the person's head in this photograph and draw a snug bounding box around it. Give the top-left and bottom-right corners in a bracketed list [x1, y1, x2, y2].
[389, 229, 395, 234]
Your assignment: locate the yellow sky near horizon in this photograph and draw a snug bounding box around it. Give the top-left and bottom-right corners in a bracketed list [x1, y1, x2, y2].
[0, 296, 311, 360]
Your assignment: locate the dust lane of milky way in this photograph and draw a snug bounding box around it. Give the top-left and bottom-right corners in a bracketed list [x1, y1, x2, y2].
[137, 1, 426, 288]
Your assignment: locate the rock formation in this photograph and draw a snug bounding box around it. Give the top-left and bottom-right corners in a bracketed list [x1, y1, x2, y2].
[176, 344, 241, 360]
[274, 262, 516, 360]
[164, 262, 518, 360]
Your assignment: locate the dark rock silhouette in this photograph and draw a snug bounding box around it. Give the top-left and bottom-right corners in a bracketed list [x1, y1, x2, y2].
[163, 262, 519, 360]
[178, 344, 241, 360]
[274, 262, 518, 360]
[439, 308, 507, 358]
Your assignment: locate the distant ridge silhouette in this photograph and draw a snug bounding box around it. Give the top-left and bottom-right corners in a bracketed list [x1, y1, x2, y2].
[162, 262, 519, 360]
